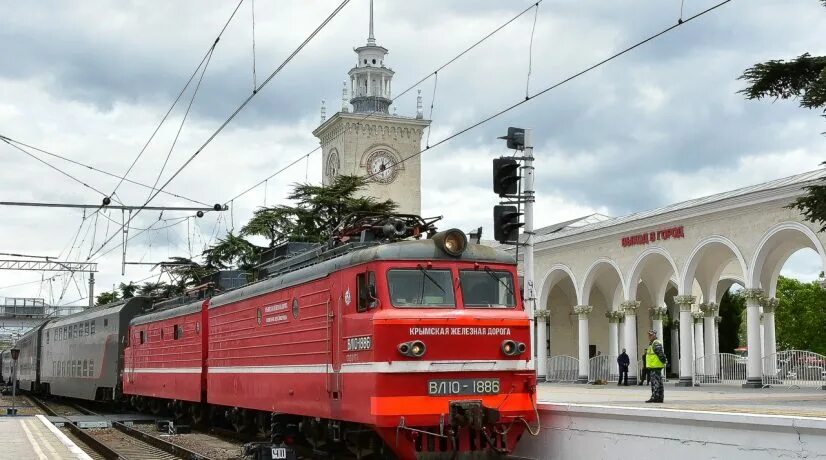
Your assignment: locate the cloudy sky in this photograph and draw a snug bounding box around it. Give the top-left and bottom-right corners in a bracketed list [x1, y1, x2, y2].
[0, 0, 824, 306]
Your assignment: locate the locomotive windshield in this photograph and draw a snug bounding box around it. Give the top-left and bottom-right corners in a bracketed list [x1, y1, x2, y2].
[388, 268, 455, 308]
[459, 270, 516, 308]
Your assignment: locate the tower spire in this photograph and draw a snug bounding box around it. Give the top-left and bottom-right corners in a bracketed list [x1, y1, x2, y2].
[367, 0, 376, 45]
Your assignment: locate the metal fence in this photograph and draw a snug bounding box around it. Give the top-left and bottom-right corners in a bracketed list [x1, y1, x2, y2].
[588, 355, 618, 384]
[693, 353, 747, 385]
[762, 350, 826, 389]
[547, 355, 579, 383]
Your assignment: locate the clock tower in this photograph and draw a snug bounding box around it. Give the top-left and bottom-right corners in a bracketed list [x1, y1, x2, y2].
[312, 0, 430, 216]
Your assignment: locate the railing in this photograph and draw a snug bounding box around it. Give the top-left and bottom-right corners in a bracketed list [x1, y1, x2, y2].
[762, 350, 826, 389]
[588, 355, 618, 384]
[547, 355, 579, 383]
[693, 353, 746, 385]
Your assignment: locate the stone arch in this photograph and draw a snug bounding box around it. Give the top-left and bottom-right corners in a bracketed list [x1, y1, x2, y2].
[539, 265, 579, 358]
[625, 246, 680, 301]
[580, 257, 626, 307]
[538, 264, 580, 309]
[714, 275, 745, 305]
[680, 235, 748, 299]
[749, 221, 826, 298]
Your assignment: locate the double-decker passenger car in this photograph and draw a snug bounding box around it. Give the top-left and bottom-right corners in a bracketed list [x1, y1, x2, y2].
[40, 297, 151, 400]
[15, 322, 47, 392]
[1, 349, 11, 385]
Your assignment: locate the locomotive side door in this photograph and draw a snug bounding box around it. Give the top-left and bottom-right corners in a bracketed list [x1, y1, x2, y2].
[328, 272, 342, 400]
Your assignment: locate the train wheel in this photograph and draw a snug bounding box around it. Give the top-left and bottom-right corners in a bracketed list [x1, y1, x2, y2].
[230, 408, 254, 433]
[148, 399, 164, 415]
[189, 404, 206, 427]
[255, 412, 271, 439]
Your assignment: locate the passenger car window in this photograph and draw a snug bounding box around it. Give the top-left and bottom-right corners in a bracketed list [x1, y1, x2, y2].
[387, 269, 455, 308]
[139, 330, 145, 345]
[91, 321, 95, 335]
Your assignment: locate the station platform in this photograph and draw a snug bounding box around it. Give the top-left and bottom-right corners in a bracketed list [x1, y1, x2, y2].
[516, 382, 826, 459]
[537, 382, 826, 417]
[0, 414, 91, 460]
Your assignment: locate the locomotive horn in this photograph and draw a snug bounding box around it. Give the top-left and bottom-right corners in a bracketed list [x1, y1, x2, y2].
[382, 219, 408, 237]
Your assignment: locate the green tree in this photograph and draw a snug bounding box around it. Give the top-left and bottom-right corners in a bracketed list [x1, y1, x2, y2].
[138, 281, 172, 298]
[240, 175, 397, 246]
[718, 289, 746, 353]
[203, 231, 262, 270]
[119, 282, 137, 299]
[738, 1, 826, 230]
[95, 290, 120, 306]
[156, 257, 211, 293]
[787, 164, 826, 232]
[774, 275, 826, 354]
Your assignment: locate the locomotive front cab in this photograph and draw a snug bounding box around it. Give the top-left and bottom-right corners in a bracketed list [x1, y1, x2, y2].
[346, 232, 537, 458]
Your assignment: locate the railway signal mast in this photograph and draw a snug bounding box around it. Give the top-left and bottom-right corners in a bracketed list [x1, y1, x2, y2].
[494, 127, 538, 379]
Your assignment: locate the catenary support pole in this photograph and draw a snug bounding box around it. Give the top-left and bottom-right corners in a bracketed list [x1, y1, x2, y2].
[522, 129, 538, 379]
[88, 272, 95, 308]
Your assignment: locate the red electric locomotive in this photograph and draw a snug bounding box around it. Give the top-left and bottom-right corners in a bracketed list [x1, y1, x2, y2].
[124, 215, 538, 459]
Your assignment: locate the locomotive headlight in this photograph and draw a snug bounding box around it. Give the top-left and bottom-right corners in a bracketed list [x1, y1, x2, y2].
[398, 340, 427, 358]
[432, 229, 467, 257]
[502, 340, 525, 356]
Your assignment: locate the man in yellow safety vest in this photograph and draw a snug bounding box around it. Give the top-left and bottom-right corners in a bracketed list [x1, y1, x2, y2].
[644, 330, 667, 403]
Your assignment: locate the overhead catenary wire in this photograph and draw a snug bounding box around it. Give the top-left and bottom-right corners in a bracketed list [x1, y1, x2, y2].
[224, 0, 545, 205]
[0, 135, 210, 207]
[86, 0, 351, 262]
[362, 0, 735, 183]
[0, 137, 118, 202]
[109, 0, 247, 201]
[145, 44, 217, 202]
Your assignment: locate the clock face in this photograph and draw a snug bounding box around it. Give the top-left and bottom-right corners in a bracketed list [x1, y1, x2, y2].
[367, 150, 399, 184]
[326, 149, 340, 180]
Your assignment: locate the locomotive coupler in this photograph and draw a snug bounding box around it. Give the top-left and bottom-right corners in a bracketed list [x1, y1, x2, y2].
[448, 400, 500, 430]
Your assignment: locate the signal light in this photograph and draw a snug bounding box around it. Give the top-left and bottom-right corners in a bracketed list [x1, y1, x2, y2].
[398, 340, 426, 358]
[493, 158, 520, 196]
[493, 205, 523, 244]
[498, 127, 526, 151]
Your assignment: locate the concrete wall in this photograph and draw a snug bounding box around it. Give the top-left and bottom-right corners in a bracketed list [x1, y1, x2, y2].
[514, 403, 826, 459]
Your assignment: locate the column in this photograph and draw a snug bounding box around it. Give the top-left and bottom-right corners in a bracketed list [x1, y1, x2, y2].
[606, 311, 622, 358]
[649, 306, 667, 345]
[574, 305, 593, 383]
[618, 314, 626, 358]
[671, 318, 680, 378]
[741, 289, 765, 388]
[674, 295, 696, 386]
[693, 312, 705, 380]
[700, 302, 718, 375]
[714, 316, 722, 356]
[536, 309, 549, 382]
[762, 298, 778, 381]
[381, 74, 385, 97]
[621, 300, 640, 385]
[367, 71, 372, 96]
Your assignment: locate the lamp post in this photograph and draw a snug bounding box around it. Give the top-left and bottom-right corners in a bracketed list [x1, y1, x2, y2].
[9, 347, 19, 416]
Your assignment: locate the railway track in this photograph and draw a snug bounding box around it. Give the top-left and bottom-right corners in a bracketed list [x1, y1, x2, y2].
[27, 395, 215, 460]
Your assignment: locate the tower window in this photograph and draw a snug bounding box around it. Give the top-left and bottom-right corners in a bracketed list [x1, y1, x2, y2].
[364, 59, 367, 64]
[372, 59, 376, 64]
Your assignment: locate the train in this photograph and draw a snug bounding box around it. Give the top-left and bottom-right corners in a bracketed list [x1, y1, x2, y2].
[7, 215, 538, 459]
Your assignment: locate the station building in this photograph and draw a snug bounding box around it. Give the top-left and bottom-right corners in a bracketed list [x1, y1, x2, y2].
[526, 168, 825, 387]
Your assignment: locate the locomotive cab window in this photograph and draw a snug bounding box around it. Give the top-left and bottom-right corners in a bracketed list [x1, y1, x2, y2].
[460, 270, 516, 308]
[174, 324, 183, 340]
[388, 268, 455, 308]
[357, 271, 378, 312]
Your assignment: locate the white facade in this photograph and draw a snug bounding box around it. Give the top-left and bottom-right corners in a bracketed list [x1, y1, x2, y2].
[313, 0, 430, 216]
[529, 169, 826, 386]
